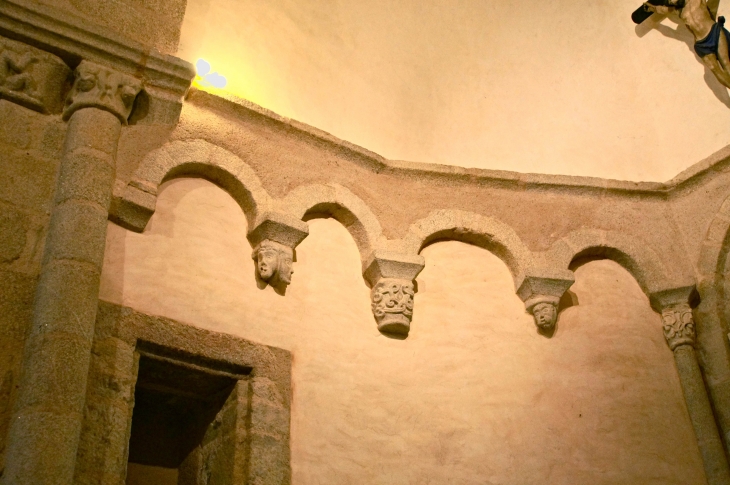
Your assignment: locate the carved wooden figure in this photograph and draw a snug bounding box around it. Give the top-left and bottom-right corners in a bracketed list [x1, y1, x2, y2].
[637, 0, 730, 89]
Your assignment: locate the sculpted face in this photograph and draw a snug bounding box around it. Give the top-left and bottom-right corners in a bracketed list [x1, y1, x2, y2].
[256, 248, 279, 281]
[252, 240, 294, 294]
[533, 302, 557, 330]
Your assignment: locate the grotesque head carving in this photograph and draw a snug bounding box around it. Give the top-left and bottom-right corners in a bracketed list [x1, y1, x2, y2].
[531, 301, 558, 331]
[252, 239, 294, 295]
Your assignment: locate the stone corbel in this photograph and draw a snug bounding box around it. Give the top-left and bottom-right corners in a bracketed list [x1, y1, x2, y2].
[63, 61, 142, 123]
[0, 35, 70, 114]
[363, 250, 425, 337]
[517, 269, 575, 335]
[247, 212, 309, 295]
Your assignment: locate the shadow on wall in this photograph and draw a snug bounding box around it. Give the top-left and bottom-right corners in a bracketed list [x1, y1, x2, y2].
[635, 13, 730, 108]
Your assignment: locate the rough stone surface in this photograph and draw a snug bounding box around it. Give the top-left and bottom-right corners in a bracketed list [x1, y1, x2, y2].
[0, 34, 70, 114]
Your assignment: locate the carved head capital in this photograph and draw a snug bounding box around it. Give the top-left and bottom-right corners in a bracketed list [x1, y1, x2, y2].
[64, 61, 142, 123]
[371, 278, 415, 337]
[662, 304, 695, 350]
[252, 239, 294, 295]
[530, 301, 558, 331]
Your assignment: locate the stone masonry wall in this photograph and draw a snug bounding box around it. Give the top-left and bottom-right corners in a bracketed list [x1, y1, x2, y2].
[0, 99, 65, 474]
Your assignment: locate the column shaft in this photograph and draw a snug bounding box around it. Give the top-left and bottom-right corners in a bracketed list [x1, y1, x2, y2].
[3, 108, 121, 485]
[675, 344, 730, 485]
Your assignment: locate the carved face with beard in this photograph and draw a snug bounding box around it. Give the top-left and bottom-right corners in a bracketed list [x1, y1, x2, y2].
[252, 239, 293, 295]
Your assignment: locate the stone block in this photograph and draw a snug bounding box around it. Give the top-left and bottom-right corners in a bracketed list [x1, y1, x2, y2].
[0, 269, 35, 341]
[362, 250, 425, 286]
[0, 204, 28, 263]
[55, 149, 114, 208]
[248, 433, 290, 485]
[109, 181, 157, 232]
[3, 410, 82, 485]
[44, 201, 108, 268]
[0, 148, 58, 211]
[32, 259, 100, 339]
[63, 107, 121, 156]
[516, 269, 575, 305]
[15, 331, 91, 413]
[247, 212, 309, 249]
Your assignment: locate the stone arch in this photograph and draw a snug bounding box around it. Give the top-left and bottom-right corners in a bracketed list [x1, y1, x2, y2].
[402, 210, 532, 286]
[111, 139, 272, 232]
[542, 229, 679, 298]
[279, 183, 384, 263]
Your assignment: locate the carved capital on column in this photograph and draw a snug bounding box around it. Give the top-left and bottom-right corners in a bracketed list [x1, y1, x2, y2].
[371, 279, 415, 336]
[517, 269, 574, 334]
[363, 251, 425, 337]
[0, 36, 70, 114]
[63, 61, 142, 123]
[662, 304, 696, 351]
[247, 212, 308, 295]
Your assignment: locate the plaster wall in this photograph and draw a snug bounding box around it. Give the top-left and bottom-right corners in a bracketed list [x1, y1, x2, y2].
[100, 177, 707, 484]
[178, 0, 730, 182]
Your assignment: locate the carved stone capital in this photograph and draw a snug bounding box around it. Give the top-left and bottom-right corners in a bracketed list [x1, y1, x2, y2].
[0, 36, 70, 114]
[371, 278, 415, 336]
[662, 304, 696, 351]
[364, 251, 425, 337]
[517, 269, 574, 333]
[63, 61, 142, 123]
[247, 212, 308, 295]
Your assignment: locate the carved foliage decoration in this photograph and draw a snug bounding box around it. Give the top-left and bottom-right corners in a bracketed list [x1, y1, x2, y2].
[662, 305, 696, 350]
[0, 36, 70, 114]
[371, 278, 415, 336]
[64, 61, 142, 123]
[252, 239, 294, 296]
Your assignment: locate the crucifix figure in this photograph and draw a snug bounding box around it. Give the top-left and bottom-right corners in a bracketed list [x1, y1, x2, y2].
[633, 0, 730, 89]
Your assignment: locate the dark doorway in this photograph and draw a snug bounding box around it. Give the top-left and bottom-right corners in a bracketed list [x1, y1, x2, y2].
[126, 343, 251, 485]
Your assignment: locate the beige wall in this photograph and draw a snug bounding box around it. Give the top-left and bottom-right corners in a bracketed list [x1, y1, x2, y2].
[177, 0, 730, 182]
[100, 177, 706, 484]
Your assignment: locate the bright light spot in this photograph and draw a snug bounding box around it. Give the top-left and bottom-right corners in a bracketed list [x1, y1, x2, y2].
[193, 58, 227, 90]
[206, 72, 227, 88]
[195, 58, 211, 76]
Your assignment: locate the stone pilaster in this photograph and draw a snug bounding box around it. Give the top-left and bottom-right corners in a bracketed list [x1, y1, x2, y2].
[516, 269, 574, 334]
[363, 251, 425, 337]
[247, 212, 309, 295]
[3, 62, 141, 485]
[659, 298, 730, 485]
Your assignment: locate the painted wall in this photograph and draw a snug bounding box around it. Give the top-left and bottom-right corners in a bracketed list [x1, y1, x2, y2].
[100, 177, 706, 484]
[177, 0, 730, 182]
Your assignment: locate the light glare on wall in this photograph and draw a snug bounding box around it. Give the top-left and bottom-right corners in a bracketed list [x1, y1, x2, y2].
[194, 58, 227, 89]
